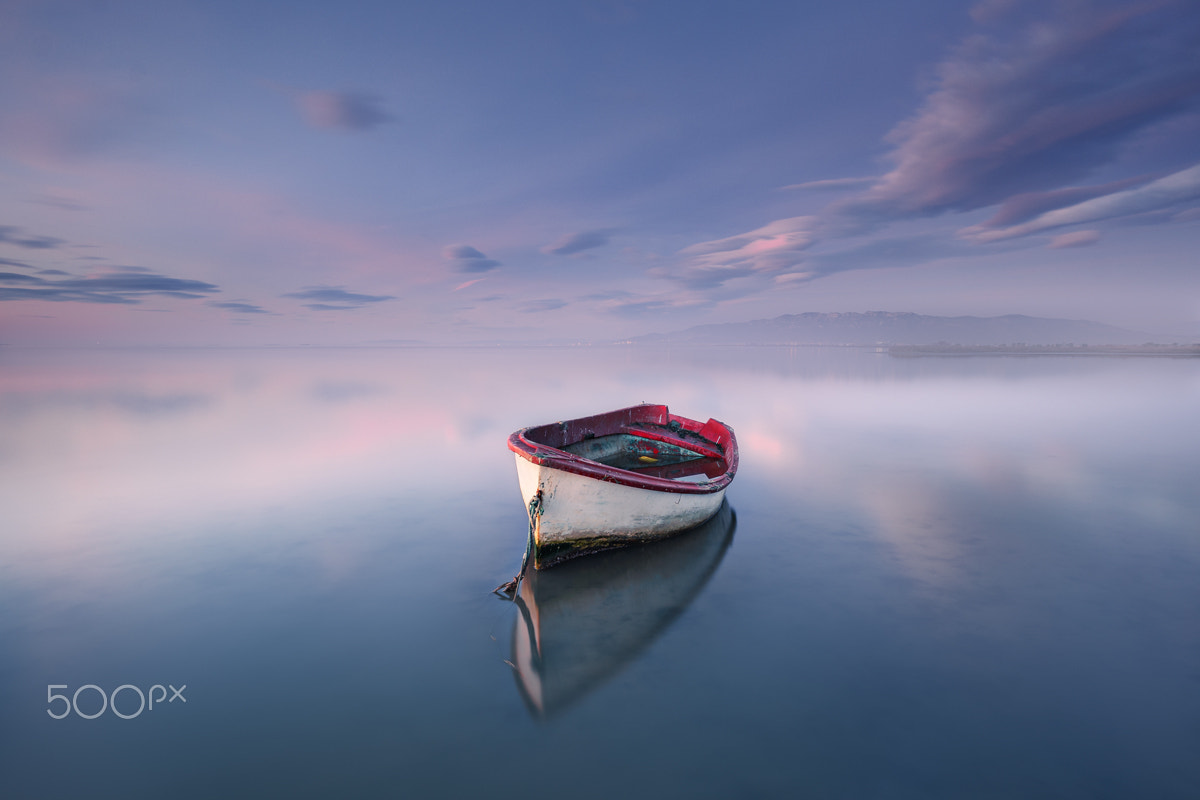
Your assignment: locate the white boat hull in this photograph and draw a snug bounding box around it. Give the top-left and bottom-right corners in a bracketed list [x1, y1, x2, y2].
[515, 454, 726, 567]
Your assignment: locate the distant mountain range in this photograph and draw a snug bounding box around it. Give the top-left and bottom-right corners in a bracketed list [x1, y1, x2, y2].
[629, 311, 1166, 346]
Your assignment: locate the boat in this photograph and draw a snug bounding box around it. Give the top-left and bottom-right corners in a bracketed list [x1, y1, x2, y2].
[511, 500, 736, 717]
[507, 403, 738, 569]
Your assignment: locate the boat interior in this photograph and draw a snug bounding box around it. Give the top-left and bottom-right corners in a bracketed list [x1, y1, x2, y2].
[561, 433, 724, 481]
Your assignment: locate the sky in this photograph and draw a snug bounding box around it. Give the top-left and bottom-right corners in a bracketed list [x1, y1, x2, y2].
[1, 0, 1199, 346]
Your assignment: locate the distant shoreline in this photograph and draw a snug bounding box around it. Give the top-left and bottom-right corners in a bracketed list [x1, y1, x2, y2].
[4, 340, 1198, 354]
[888, 343, 1200, 357]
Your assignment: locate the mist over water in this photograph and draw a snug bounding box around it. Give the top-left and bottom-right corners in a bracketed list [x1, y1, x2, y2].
[1, 346, 1198, 798]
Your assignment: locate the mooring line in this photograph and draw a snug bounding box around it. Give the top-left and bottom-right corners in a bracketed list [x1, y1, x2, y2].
[493, 490, 542, 600]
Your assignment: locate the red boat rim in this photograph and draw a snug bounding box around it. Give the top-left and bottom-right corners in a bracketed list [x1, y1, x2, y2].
[507, 404, 738, 495]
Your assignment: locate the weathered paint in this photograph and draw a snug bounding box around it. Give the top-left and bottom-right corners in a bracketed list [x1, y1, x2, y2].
[515, 455, 727, 568]
[508, 404, 738, 568]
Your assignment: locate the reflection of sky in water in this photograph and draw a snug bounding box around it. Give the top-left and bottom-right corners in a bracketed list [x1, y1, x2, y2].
[1, 347, 1198, 798]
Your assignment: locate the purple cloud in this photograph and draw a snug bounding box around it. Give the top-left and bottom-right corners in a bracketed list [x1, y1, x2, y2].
[282, 285, 395, 310]
[1048, 230, 1102, 248]
[0, 271, 44, 284]
[542, 229, 615, 256]
[978, 175, 1157, 228]
[297, 91, 392, 131]
[779, 177, 875, 192]
[209, 301, 269, 314]
[0, 268, 219, 304]
[443, 245, 501, 273]
[853, 1, 1200, 217]
[674, 1, 1200, 299]
[964, 161, 1200, 241]
[0, 225, 64, 249]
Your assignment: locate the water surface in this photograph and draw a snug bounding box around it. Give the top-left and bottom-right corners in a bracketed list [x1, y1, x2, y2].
[1, 346, 1198, 798]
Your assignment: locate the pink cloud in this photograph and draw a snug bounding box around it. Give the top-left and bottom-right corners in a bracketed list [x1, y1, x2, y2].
[297, 91, 392, 131]
[674, 217, 818, 288]
[1048, 230, 1102, 248]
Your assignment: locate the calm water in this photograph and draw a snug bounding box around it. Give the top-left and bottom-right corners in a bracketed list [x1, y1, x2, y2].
[1, 346, 1198, 799]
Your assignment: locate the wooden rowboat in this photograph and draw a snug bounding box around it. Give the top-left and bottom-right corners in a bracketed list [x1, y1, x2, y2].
[507, 403, 738, 568]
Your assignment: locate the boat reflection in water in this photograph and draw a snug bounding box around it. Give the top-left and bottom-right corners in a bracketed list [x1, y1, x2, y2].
[510, 501, 736, 718]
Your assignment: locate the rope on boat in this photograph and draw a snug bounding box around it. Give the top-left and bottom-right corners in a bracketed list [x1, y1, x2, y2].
[494, 490, 542, 600]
